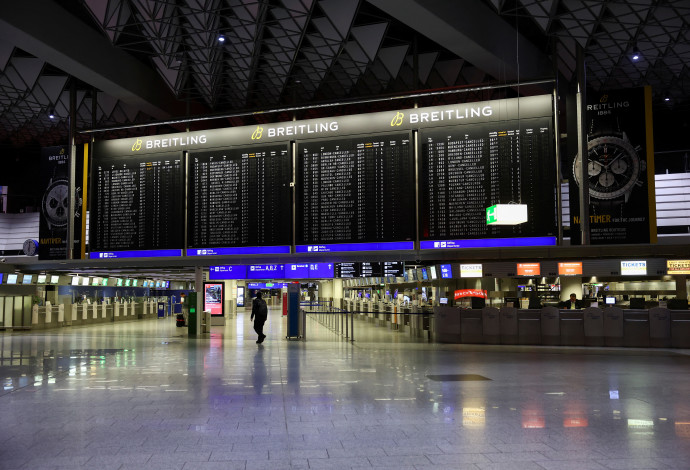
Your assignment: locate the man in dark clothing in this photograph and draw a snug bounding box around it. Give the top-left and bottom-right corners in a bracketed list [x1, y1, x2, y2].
[250, 291, 268, 344]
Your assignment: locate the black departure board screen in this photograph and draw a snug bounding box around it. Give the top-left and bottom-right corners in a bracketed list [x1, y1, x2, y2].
[91, 152, 184, 251]
[188, 145, 291, 248]
[297, 133, 415, 245]
[419, 117, 555, 240]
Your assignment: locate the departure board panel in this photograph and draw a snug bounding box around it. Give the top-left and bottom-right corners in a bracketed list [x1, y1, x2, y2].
[188, 145, 291, 248]
[297, 133, 415, 245]
[91, 152, 184, 251]
[419, 117, 555, 240]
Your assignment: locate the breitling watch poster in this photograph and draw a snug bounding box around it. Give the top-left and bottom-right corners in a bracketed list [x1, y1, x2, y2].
[569, 86, 656, 245]
[38, 145, 83, 260]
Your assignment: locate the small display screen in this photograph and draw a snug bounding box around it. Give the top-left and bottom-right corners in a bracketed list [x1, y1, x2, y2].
[440, 297, 448, 304]
[605, 297, 616, 305]
[23, 275, 33, 284]
[37, 274, 47, 284]
[50, 275, 60, 284]
[71, 276, 80, 286]
[7, 274, 18, 284]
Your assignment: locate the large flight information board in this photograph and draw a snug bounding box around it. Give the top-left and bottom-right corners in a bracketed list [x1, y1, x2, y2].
[297, 133, 415, 245]
[419, 117, 555, 240]
[91, 152, 184, 251]
[188, 145, 291, 248]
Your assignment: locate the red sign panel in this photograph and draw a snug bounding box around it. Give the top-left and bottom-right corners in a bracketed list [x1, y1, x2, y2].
[454, 289, 488, 300]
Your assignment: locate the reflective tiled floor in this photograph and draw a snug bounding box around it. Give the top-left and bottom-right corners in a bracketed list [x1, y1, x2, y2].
[1, 308, 690, 469]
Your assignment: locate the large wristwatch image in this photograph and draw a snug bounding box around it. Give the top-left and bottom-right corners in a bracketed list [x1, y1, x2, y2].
[572, 118, 646, 211]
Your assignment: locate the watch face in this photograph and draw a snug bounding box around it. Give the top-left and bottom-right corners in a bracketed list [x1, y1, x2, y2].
[41, 179, 69, 228]
[573, 135, 641, 200]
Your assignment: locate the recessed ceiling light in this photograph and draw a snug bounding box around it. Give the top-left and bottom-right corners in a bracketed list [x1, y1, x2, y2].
[218, 34, 225, 43]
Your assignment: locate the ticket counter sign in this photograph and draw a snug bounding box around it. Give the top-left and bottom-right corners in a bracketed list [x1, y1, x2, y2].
[558, 262, 582, 276]
[517, 263, 540, 276]
[621, 260, 647, 276]
[460, 264, 483, 278]
[667, 260, 690, 275]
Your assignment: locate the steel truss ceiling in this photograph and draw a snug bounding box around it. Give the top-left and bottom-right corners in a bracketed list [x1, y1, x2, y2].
[0, 0, 688, 148]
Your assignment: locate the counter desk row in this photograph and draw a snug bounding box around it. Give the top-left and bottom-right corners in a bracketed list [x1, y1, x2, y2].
[433, 306, 690, 348]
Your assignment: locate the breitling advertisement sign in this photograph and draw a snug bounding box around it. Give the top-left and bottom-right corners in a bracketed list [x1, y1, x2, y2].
[38, 145, 84, 260]
[569, 86, 656, 245]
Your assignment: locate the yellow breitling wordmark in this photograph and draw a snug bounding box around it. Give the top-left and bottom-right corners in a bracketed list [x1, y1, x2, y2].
[132, 138, 143, 151]
[391, 111, 404, 126]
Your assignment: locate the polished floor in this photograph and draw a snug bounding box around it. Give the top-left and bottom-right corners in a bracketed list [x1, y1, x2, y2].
[1, 308, 690, 470]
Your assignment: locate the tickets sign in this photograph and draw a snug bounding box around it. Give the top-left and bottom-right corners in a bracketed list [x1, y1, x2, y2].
[454, 289, 488, 299]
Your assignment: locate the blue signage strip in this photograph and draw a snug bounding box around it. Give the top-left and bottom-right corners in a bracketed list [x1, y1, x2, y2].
[420, 236, 557, 250]
[295, 241, 414, 253]
[248, 282, 289, 289]
[187, 246, 291, 256]
[440, 264, 453, 279]
[89, 249, 182, 259]
[248, 264, 285, 278]
[309, 262, 334, 278]
[209, 265, 248, 280]
[285, 263, 310, 279]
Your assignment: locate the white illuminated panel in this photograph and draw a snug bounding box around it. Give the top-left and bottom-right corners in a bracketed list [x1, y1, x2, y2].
[460, 264, 483, 278]
[621, 260, 647, 276]
[486, 204, 528, 225]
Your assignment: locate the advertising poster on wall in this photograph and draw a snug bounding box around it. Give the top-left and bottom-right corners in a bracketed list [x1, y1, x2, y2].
[569, 87, 656, 244]
[203, 282, 224, 316]
[38, 145, 84, 260]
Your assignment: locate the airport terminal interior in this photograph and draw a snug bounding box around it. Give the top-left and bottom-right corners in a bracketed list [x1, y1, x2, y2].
[2, 1, 690, 469]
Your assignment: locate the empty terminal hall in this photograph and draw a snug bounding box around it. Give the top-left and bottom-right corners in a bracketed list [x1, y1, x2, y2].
[1, 1, 690, 469]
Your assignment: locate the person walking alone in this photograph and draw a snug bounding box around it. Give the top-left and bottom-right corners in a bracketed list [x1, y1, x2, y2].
[251, 291, 268, 344]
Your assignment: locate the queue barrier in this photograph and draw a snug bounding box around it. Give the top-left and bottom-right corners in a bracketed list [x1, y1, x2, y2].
[433, 306, 685, 348]
[22, 300, 167, 330]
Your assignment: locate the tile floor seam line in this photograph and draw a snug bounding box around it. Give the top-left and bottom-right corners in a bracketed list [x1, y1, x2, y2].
[276, 318, 294, 465]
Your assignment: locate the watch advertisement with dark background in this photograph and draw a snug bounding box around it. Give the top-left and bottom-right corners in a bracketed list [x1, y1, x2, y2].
[39, 145, 83, 259]
[568, 87, 654, 245]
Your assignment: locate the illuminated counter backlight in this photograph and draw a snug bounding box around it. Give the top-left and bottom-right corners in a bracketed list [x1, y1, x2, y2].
[296, 241, 414, 253]
[421, 237, 556, 249]
[90, 249, 182, 259]
[187, 246, 291, 256]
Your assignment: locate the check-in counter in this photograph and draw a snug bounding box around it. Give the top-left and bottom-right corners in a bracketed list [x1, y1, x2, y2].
[460, 309, 483, 343]
[518, 309, 541, 345]
[500, 307, 518, 344]
[433, 306, 460, 343]
[541, 306, 560, 346]
[560, 309, 585, 346]
[583, 307, 604, 346]
[604, 307, 624, 347]
[671, 310, 690, 348]
[624, 309, 650, 347]
[482, 307, 500, 344]
[649, 307, 671, 348]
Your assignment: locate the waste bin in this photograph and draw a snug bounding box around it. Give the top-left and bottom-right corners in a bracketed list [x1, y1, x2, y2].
[482, 307, 500, 344]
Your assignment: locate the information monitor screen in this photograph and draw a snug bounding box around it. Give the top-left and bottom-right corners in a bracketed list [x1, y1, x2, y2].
[296, 132, 415, 246]
[90, 151, 184, 252]
[418, 112, 556, 242]
[187, 145, 291, 249]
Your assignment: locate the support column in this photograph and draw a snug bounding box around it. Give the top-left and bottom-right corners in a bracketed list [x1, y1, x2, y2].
[576, 44, 590, 245]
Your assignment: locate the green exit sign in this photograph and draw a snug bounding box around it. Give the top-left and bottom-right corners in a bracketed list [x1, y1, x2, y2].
[486, 205, 498, 224]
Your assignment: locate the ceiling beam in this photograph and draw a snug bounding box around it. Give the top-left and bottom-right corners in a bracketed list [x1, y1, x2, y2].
[367, 0, 551, 81]
[0, 0, 186, 119]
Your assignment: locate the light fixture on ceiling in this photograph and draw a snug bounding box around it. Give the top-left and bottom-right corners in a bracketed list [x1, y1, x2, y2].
[218, 34, 225, 43]
[631, 44, 641, 61]
[663, 91, 670, 102]
[49, 109, 55, 119]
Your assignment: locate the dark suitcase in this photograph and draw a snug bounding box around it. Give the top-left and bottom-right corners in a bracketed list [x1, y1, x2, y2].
[176, 313, 186, 327]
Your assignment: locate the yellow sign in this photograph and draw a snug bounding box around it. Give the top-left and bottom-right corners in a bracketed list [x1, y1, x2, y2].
[251, 126, 264, 140]
[390, 111, 404, 126]
[131, 138, 142, 151]
[667, 260, 690, 275]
